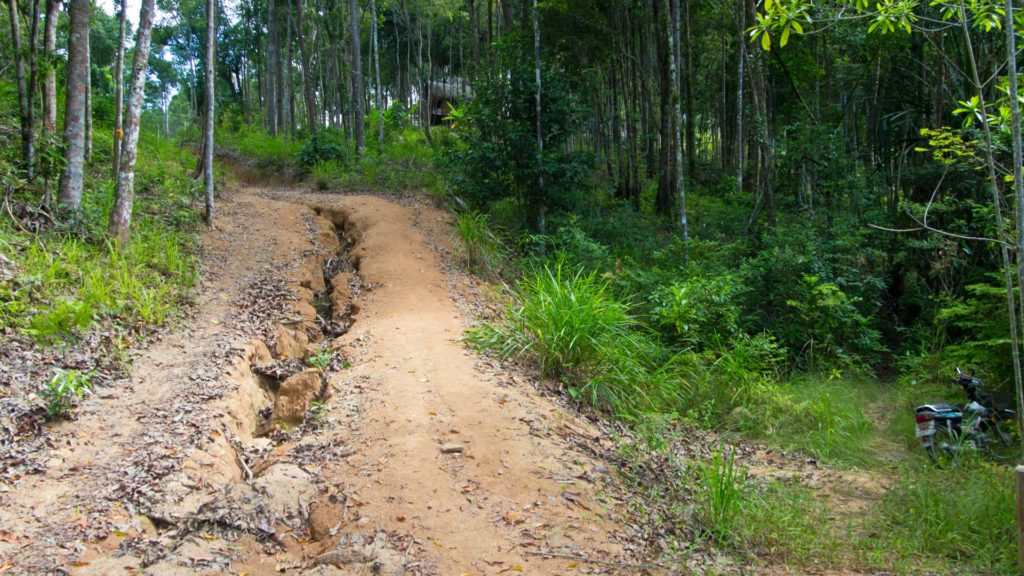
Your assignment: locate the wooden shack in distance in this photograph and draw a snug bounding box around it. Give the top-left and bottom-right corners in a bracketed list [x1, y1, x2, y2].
[427, 78, 472, 125]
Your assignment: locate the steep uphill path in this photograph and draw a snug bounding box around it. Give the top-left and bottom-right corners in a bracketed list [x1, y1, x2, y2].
[0, 179, 642, 575]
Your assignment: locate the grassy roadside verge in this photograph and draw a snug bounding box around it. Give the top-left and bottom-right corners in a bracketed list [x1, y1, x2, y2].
[455, 221, 1019, 575]
[0, 126, 201, 422]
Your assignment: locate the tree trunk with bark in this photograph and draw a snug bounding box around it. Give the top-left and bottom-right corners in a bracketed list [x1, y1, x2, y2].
[43, 0, 59, 135]
[371, 0, 384, 151]
[108, 0, 156, 242]
[8, 0, 40, 180]
[669, 0, 687, 244]
[204, 0, 216, 225]
[1002, 0, 1024, 452]
[113, 0, 127, 175]
[348, 0, 364, 154]
[84, 25, 92, 162]
[266, 0, 280, 134]
[533, 0, 544, 234]
[58, 0, 89, 210]
[291, 0, 317, 134]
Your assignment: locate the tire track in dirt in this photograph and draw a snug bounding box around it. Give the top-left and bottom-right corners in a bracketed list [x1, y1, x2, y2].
[0, 180, 641, 575]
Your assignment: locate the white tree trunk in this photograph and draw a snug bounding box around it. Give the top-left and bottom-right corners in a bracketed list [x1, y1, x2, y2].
[371, 0, 383, 151]
[113, 0, 126, 175]
[108, 0, 156, 242]
[668, 0, 687, 244]
[204, 0, 216, 225]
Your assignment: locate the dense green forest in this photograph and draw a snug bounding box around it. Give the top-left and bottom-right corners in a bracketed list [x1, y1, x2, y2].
[2, 0, 1024, 573]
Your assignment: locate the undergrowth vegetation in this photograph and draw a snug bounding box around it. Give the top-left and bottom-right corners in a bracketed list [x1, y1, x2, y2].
[219, 118, 438, 193]
[451, 168, 1017, 573]
[0, 132, 200, 345]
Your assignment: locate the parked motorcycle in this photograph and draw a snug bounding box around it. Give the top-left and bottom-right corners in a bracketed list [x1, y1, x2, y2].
[914, 368, 1016, 467]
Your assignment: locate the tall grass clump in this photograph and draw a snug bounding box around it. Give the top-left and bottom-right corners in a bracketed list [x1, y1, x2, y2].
[467, 261, 678, 414]
[453, 212, 503, 277]
[694, 448, 746, 543]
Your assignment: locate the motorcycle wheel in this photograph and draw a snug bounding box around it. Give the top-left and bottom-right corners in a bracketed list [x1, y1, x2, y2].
[926, 425, 961, 468]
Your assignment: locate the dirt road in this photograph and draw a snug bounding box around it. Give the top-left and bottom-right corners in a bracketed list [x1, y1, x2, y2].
[0, 180, 638, 575]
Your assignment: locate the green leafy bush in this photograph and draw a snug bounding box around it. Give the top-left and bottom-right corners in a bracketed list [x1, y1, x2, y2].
[782, 274, 882, 369]
[299, 128, 347, 167]
[935, 273, 1016, 387]
[468, 262, 633, 381]
[442, 39, 594, 230]
[42, 368, 94, 418]
[0, 132, 199, 344]
[653, 274, 742, 347]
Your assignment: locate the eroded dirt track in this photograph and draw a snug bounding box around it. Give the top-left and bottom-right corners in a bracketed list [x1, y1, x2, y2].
[0, 182, 638, 575]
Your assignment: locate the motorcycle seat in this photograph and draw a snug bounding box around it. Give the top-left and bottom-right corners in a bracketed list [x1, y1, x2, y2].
[915, 403, 961, 415]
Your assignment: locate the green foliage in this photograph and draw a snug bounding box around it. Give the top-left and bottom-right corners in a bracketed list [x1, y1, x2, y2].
[42, 368, 94, 418]
[453, 212, 504, 277]
[0, 132, 199, 344]
[936, 273, 1016, 386]
[299, 128, 348, 167]
[783, 274, 882, 368]
[306, 347, 335, 371]
[738, 224, 884, 369]
[442, 38, 594, 229]
[467, 262, 633, 382]
[652, 274, 742, 347]
[775, 374, 877, 464]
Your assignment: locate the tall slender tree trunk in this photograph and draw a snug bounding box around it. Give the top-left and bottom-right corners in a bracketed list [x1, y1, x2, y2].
[669, 0, 687, 244]
[957, 9, 1024, 455]
[371, 0, 384, 151]
[43, 0, 59, 135]
[41, 0, 60, 204]
[58, 0, 89, 210]
[500, 0, 513, 32]
[348, 0, 364, 154]
[468, 0, 480, 69]
[736, 3, 745, 195]
[291, 0, 317, 134]
[654, 0, 672, 215]
[1002, 0, 1024, 451]
[108, 0, 156, 242]
[113, 0, 126, 175]
[84, 24, 92, 162]
[8, 0, 39, 179]
[533, 0, 544, 234]
[204, 0, 216, 225]
[266, 0, 279, 134]
[744, 0, 771, 227]
[682, 0, 695, 175]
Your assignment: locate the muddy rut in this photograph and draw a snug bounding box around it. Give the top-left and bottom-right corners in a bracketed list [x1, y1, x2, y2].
[0, 182, 639, 575]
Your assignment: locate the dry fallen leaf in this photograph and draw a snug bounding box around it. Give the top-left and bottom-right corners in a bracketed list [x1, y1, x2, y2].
[502, 511, 524, 525]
